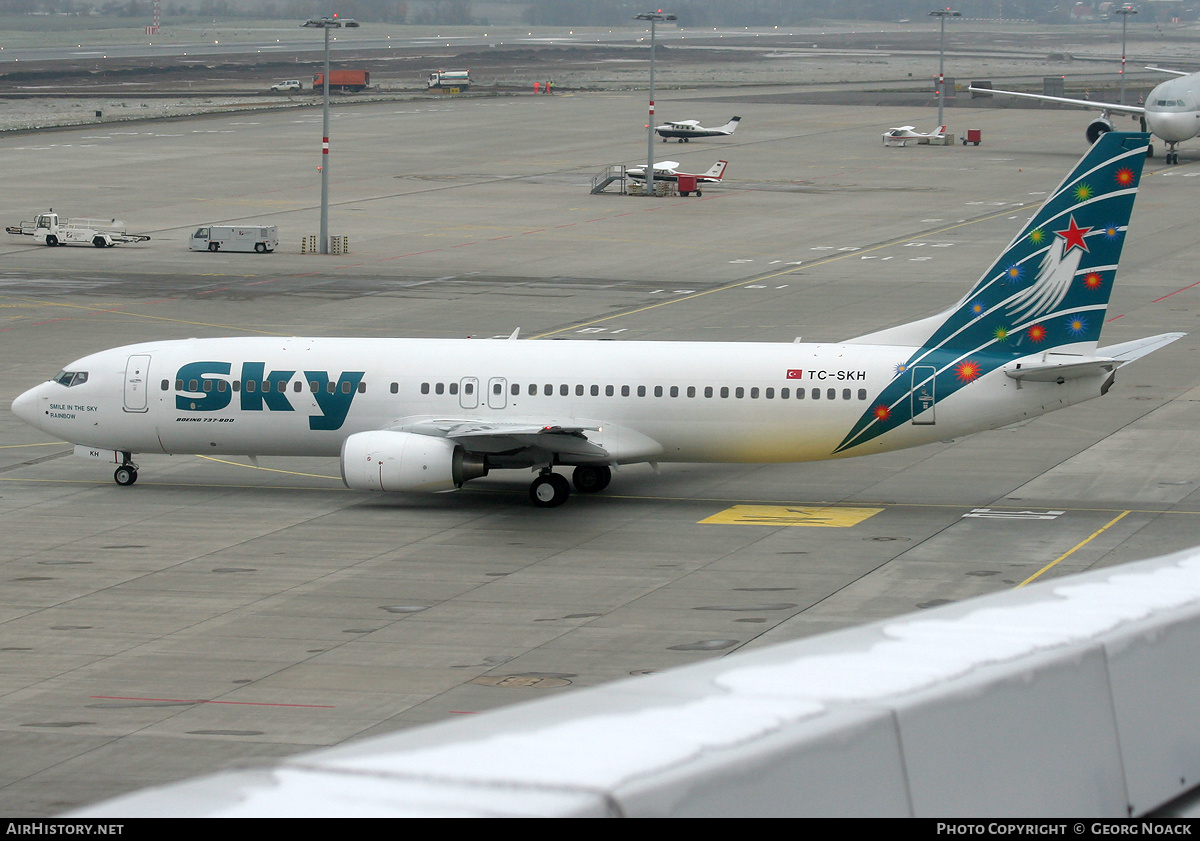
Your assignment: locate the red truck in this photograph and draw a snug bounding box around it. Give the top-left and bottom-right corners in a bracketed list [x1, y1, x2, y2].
[312, 70, 369, 93]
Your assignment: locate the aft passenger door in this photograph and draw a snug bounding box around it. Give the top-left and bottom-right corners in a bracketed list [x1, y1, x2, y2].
[911, 365, 936, 425]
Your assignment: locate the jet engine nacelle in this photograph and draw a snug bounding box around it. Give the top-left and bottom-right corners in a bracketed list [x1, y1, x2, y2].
[341, 430, 487, 493]
[1086, 117, 1115, 144]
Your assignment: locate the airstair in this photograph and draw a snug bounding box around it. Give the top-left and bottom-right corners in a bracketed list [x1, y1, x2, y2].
[590, 164, 626, 194]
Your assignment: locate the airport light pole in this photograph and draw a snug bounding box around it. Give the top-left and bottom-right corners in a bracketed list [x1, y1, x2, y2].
[1114, 5, 1137, 105]
[930, 8, 960, 132]
[634, 11, 676, 197]
[302, 15, 359, 254]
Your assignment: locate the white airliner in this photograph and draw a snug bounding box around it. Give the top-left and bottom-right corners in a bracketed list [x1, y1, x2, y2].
[882, 125, 947, 147]
[11, 133, 1181, 508]
[655, 116, 740, 142]
[970, 68, 1200, 164]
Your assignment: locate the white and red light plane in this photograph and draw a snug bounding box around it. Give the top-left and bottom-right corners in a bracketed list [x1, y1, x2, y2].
[882, 125, 947, 147]
[11, 134, 1180, 507]
[625, 160, 727, 195]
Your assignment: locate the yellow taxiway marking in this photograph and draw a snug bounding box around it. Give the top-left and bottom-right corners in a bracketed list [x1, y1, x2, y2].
[1015, 510, 1132, 588]
[700, 504, 883, 527]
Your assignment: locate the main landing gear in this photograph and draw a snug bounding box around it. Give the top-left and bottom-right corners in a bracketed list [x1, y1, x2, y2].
[113, 454, 138, 487]
[527, 465, 613, 508]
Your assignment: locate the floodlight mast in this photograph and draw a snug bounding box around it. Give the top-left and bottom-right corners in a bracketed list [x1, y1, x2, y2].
[1113, 6, 1137, 105]
[301, 16, 360, 254]
[634, 11, 676, 197]
[930, 9, 960, 131]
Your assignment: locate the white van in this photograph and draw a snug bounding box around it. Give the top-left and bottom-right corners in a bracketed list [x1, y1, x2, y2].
[190, 225, 278, 253]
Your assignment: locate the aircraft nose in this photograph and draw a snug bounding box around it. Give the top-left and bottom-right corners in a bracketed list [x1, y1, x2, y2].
[11, 385, 44, 428]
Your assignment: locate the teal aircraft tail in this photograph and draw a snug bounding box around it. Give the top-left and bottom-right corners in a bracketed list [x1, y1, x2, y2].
[836, 132, 1155, 455]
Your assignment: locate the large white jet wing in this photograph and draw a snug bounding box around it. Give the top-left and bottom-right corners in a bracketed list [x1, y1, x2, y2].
[392, 418, 609, 458]
[968, 85, 1146, 116]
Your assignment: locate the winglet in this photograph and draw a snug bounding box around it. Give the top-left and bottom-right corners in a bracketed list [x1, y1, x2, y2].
[508, 328, 520, 340]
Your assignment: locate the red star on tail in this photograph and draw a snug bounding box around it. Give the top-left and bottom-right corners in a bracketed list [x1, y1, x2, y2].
[1055, 215, 1092, 254]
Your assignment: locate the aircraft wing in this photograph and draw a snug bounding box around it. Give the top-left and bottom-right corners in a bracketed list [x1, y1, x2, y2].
[653, 160, 681, 171]
[392, 418, 608, 458]
[1146, 66, 1191, 77]
[390, 417, 664, 463]
[970, 85, 1145, 116]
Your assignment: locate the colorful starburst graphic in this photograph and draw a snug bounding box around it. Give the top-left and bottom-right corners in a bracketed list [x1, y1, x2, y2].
[1115, 168, 1135, 187]
[873, 405, 891, 421]
[955, 360, 982, 383]
[1074, 183, 1093, 202]
[893, 362, 908, 377]
[1029, 229, 1045, 245]
[1103, 224, 1123, 241]
[970, 301, 986, 318]
[1083, 272, 1104, 290]
[1067, 316, 1088, 336]
[1028, 324, 1047, 343]
[1004, 264, 1023, 283]
[994, 326, 1009, 342]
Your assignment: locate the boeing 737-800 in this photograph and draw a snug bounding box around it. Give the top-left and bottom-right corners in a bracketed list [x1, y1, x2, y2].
[11, 133, 1181, 507]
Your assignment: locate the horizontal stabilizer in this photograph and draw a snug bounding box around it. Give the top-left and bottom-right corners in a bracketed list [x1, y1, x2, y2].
[1004, 355, 1117, 383]
[1097, 332, 1186, 363]
[1004, 334, 1184, 384]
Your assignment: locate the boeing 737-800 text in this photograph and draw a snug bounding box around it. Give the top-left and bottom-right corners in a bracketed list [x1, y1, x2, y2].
[11, 133, 1181, 507]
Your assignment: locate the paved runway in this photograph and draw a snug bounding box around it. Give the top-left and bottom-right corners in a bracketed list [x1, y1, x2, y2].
[1, 83, 1198, 814]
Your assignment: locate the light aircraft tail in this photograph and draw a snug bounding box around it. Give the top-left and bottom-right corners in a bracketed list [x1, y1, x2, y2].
[720, 117, 741, 134]
[936, 125, 946, 136]
[703, 160, 728, 179]
[836, 132, 1172, 454]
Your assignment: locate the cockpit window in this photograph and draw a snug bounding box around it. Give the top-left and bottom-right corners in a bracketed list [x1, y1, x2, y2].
[53, 371, 88, 387]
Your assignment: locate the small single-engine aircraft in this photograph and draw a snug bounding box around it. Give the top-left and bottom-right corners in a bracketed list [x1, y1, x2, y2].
[625, 160, 727, 195]
[969, 68, 1200, 165]
[655, 116, 741, 142]
[882, 125, 947, 147]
